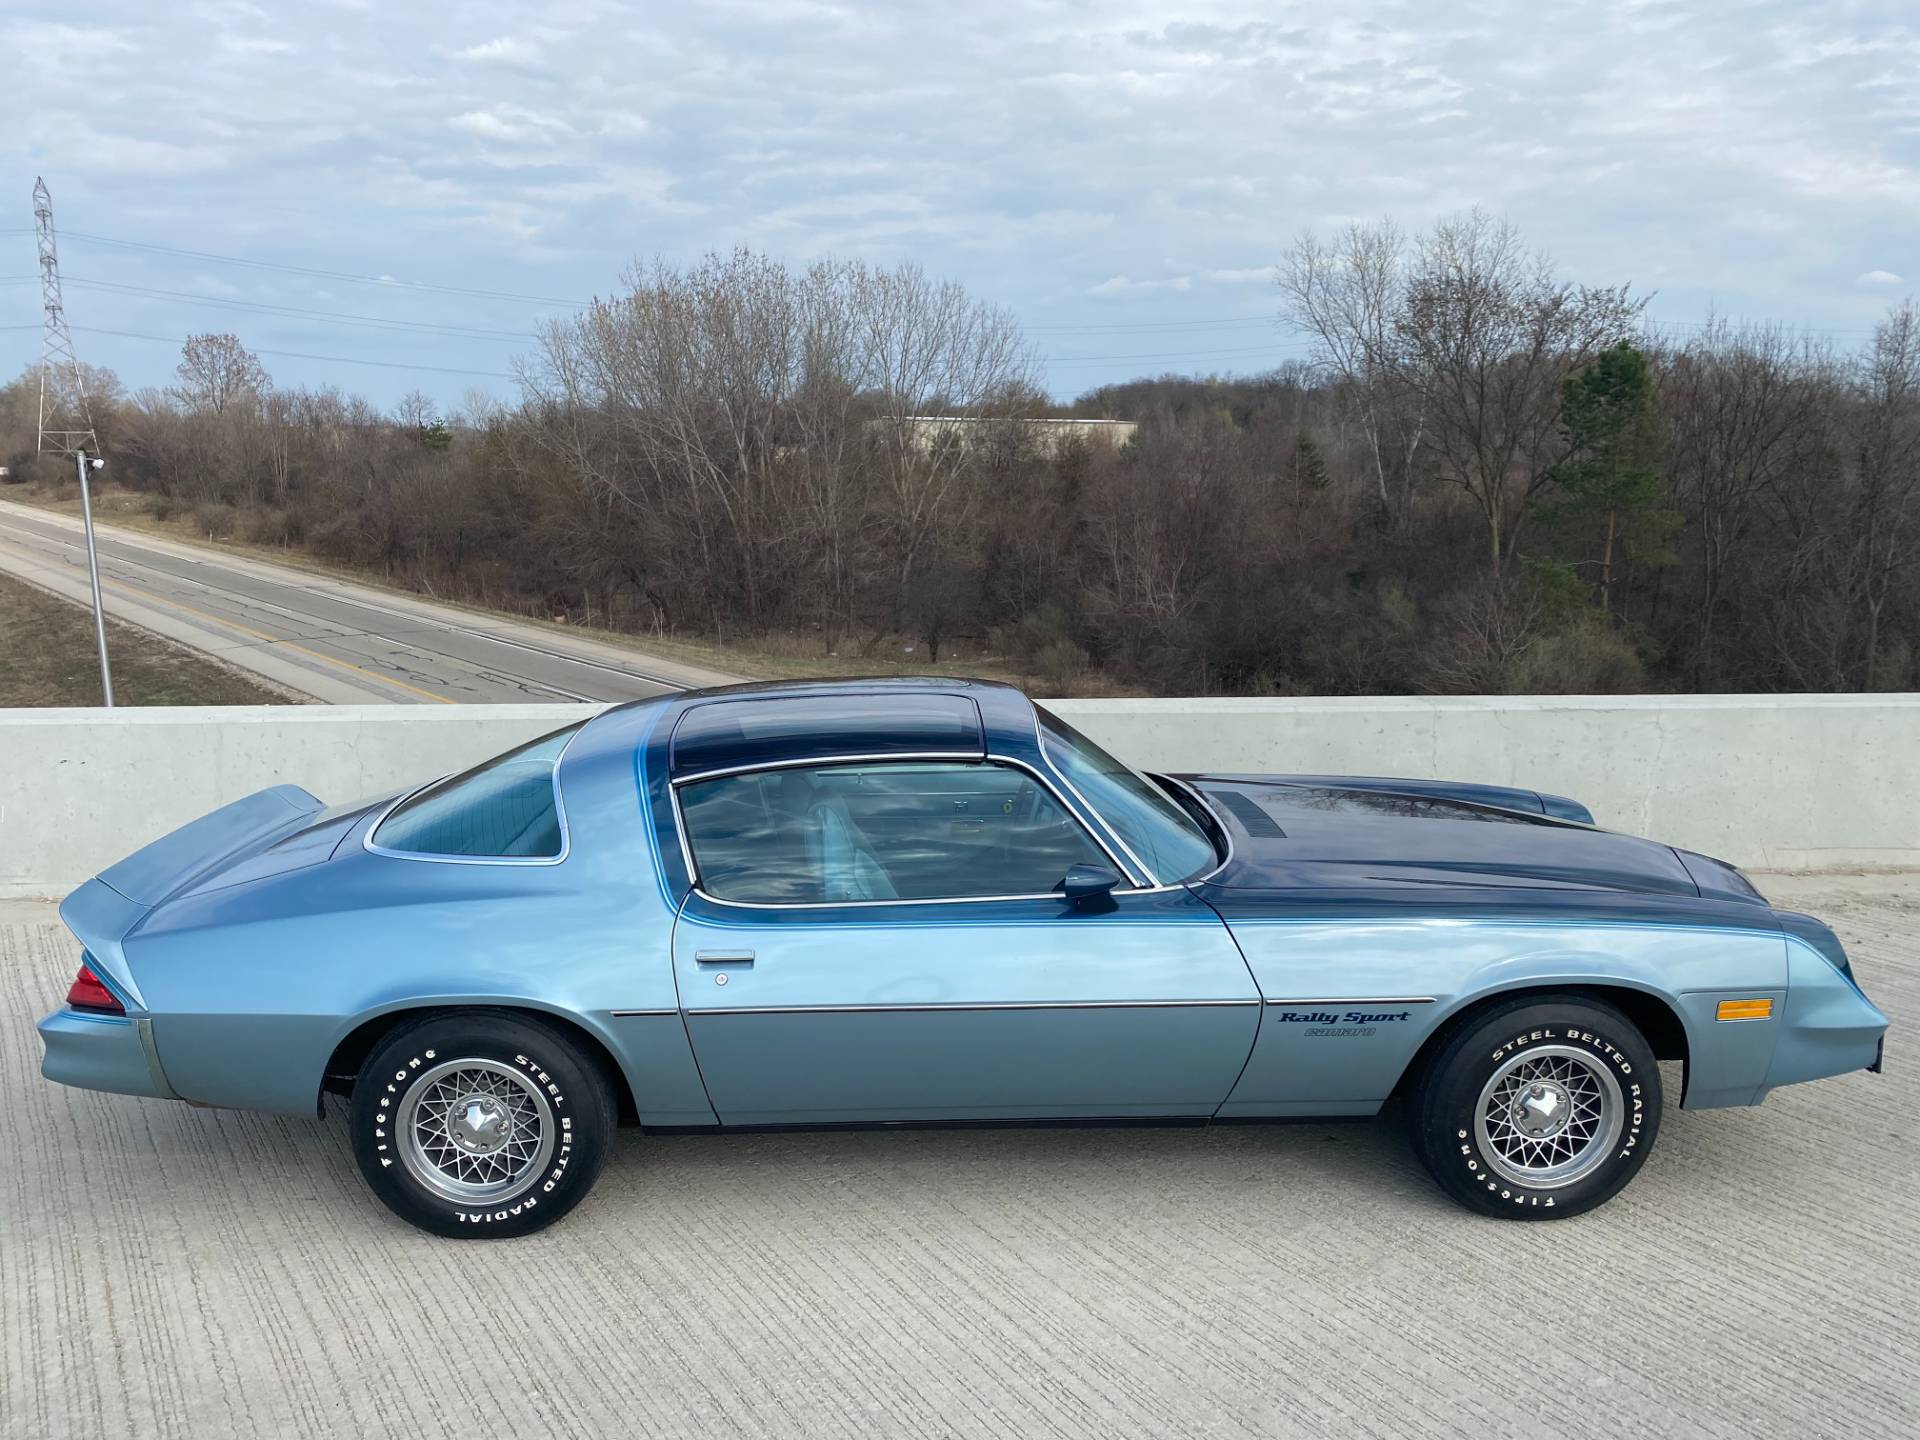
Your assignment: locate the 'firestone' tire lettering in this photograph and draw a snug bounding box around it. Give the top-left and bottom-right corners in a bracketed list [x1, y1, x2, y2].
[1414, 996, 1662, 1223]
[351, 1019, 611, 1239]
[1462, 1024, 1646, 1192]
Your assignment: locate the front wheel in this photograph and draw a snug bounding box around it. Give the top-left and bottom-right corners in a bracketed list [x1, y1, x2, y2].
[1409, 995, 1661, 1219]
[350, 1011, 614, 1238]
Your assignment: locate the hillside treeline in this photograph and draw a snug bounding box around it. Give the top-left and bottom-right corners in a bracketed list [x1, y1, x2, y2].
[4, 215, 1916, 695]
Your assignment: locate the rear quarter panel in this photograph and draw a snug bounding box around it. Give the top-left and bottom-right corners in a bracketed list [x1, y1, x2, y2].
[123, 729, 714, 1124]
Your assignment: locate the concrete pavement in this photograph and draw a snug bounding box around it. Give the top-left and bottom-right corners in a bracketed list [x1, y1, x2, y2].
[0, 497, 738, 703]
[2, 875, 1914, 1440]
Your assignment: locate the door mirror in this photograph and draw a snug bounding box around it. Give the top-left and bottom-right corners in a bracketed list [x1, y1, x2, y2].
[1061, 863, 1123, 909]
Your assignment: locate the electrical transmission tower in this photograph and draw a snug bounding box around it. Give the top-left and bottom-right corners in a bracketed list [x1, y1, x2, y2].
[32, 175, 115, 704]
[34, 175, 99, 456]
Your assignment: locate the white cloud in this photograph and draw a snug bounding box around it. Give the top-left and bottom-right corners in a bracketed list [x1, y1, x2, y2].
[448, 106, 571, 143]
[1088, 274, 1194, 298]
[3, 0, 1917, 406]
[219, 36, 294, 55]
[453, 35, 541, 64]
[596, 112, 650, 139]
[0, 20, 135, 64]
[1202, 266, 1275, 286]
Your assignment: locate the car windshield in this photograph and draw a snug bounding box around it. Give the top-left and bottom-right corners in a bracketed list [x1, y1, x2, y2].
[1035, 706, 1218, 884]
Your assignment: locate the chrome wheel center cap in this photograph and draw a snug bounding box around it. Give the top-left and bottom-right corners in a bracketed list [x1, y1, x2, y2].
[1512, 1082, 1568, 1138]
[448, 1096, 510, 1155]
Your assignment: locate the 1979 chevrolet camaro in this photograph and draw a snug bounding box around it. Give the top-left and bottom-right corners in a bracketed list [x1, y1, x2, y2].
[40, 679, 1888, 1236]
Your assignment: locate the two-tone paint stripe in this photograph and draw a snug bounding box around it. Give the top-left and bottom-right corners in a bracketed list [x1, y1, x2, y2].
[622, 997, 1434, 1018]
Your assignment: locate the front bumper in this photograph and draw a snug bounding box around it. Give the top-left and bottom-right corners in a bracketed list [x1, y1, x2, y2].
[39, 1009, 180, 1101]
[1760, 940, 1890, 1096]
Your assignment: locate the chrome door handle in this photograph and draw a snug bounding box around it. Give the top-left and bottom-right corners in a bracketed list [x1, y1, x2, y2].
[694, 949, 755, 965]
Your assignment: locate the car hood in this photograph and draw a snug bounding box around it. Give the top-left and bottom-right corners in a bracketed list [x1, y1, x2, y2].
[1183, 775, 1711, 899]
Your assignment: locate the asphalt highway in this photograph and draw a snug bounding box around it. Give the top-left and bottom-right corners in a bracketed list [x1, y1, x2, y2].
[0, 497, 738, 704]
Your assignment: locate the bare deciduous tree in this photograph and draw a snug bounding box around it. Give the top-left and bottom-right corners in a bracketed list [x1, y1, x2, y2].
[4, 227, 1917, 701]
[171, 333, 270, 415]
[1279, 219, 1422, 524]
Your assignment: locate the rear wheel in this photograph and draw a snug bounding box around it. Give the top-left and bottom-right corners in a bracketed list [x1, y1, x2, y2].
[1409, 995, 1661, 1219]
[350, 1011, 613, 1238]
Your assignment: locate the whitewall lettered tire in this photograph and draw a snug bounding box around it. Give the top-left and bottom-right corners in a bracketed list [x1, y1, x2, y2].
[1410, 995, 1661, 1220]
[349, 1011, 614, 1238]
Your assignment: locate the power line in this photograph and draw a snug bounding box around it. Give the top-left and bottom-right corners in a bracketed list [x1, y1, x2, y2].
[55, 227, 1297, 335]
[1026, 314, 1275, 332]
[63, 270, 1290, 354]
[64, 275, 539, 343]
[64, 319, 1295, 377]
[60, 230, 591, 308]
[1645, 315, 1881, 338]
[72, 326, 521, 380]
[1039, 343, 1312, 366]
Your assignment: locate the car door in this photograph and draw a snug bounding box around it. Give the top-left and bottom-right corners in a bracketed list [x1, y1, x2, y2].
[669, 758, 1260, 1125]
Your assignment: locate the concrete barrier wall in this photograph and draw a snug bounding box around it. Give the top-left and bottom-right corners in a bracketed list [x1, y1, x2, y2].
[3, 694, 1916, 896]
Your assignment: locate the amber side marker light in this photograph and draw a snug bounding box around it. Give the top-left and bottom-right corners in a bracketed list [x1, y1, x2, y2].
[1716, 998, 1775, 1022]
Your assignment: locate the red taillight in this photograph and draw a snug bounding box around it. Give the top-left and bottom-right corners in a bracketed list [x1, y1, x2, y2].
[66, 964, 124, 1015]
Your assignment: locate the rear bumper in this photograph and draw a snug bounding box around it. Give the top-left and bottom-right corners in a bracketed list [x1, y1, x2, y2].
[39, 1009, 179, 1102]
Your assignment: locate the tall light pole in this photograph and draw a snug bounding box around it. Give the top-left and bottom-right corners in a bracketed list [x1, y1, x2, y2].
[33, 176, 114, 705]
[74, 450, 114, 706]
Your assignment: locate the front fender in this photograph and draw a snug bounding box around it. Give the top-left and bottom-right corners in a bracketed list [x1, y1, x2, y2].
[1216, 915, 1789, 1116]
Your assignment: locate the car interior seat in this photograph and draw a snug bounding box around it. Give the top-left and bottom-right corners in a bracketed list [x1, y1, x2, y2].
[805, 792, 899, 902]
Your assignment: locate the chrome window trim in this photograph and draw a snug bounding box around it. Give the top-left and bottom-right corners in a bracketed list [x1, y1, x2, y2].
[1031, 708, 1188, 888]
[1151, 772, 1236, 886]
[685, 999, 1262, 1016]
[668, 751, 1157, 910]
[364, 722, 584, 867]
[671, 750, 984, 785]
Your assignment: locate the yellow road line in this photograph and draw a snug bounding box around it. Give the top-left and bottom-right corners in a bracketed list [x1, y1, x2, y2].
[125, 587, 459, 705]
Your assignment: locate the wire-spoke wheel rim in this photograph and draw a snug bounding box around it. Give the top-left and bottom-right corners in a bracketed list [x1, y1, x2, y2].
[1473, 1044, 1624, 1190]
[396, 1058, 555, 1205]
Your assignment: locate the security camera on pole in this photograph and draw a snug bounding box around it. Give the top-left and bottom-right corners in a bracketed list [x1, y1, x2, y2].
[32, 176, 114, 705]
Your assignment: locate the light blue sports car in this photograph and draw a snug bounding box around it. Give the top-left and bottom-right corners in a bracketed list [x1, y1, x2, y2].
[40, 679, 1888, 1236]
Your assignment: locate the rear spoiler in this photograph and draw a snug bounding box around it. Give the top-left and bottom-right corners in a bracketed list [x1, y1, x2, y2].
[60, 785, 324, 1009]
[98, 785, 324, 906]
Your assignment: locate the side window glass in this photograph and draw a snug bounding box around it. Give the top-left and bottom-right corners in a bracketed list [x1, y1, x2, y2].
[677, 762, 1109, 904]
[372, 724, 579, 859]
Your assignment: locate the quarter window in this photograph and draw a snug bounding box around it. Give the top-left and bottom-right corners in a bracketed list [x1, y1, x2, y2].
[371, 724, 580, 859]
[677, 761, 1110, 904]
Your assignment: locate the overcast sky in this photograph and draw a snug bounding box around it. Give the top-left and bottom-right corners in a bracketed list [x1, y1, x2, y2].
[3, 0, 1916, 409]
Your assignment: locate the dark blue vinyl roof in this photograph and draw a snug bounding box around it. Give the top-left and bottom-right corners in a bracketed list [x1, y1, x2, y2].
[668, 687, 986, 777]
